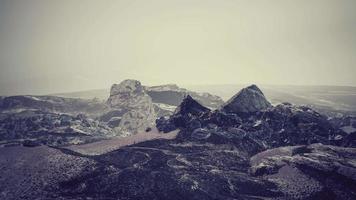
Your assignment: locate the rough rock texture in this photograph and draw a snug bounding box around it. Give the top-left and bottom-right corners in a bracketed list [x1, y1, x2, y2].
[0, 84, 356, 199]
[157, 89, 349, 153]
[250, 143, 356, 199]
[103, 79, 156, 135]
[0, 146, 96, 200]
[15, 139, 352, 200]
[0, 95, 115, 146]
[156, 95, 211, 133]
[0, 110, 113, 146]
[222, 84, 272, 113]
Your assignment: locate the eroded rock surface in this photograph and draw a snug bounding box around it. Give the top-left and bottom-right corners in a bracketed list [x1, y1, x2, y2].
[102, 79, 157, 135]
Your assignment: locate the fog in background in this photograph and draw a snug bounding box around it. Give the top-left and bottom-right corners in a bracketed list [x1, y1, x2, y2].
[0, 0, 355, 96]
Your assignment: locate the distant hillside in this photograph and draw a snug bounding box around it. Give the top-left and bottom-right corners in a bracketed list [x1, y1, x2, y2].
[185, 84, 356, 112]
[52, 89, 109, 100]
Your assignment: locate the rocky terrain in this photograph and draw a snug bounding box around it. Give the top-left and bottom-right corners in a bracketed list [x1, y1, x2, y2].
[157, 85, 352, 151]
[0, 84, 355, 199]
[0, 110, 113, 146]
[102, 79, 157, 135]
[0, 79, 223, 146]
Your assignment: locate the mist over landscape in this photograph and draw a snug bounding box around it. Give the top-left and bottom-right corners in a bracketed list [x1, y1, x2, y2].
[1, 0, 356, 95]
[1, 0, 356, 200]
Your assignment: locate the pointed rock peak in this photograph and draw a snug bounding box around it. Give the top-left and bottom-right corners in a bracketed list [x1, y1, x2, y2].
[222, 84, 271, 113]
[174, 95, 210, 116]
[246, 84, 263, 94]
[109, 79, 144, 96]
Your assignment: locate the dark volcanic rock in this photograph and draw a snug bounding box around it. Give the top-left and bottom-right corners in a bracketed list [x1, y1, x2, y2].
[173, 95, 210, 116]
[157, 87, 348, 153]
[156, 95, 211, 132]
[222, 84, 272, 113]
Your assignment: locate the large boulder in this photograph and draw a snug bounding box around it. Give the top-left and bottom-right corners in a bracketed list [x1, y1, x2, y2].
[222, 84, 272, 113]
[103, 79, 156, 135]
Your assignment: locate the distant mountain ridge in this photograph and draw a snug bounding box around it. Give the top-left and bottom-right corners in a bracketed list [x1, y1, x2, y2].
[53, 84, 356, 115]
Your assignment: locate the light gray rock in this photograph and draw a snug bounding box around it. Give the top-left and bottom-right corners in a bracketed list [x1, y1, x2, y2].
[104, 79, 156, 135]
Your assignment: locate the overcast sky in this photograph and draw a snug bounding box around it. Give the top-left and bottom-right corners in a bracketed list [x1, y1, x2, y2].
[0, 0, 355, 95]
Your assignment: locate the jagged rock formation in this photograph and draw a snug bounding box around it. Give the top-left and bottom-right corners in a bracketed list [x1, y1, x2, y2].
[156, 95, 211, 133]
[157, 85, 350, 153]
[222, 84, 272, 113]
[102, 79, 156, 135]
[173, 95, 210, 116]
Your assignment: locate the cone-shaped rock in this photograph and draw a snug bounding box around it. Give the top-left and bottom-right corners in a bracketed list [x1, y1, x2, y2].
[174, 95, 210, 116]
[222, 84, 271, 113]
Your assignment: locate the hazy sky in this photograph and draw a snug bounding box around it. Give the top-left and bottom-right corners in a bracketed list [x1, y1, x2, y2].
[0, 0, 355, 95]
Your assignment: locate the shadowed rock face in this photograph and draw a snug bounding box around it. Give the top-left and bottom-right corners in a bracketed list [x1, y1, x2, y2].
[173, 95, 210, 116]
[156, 95, 212, 133]
[222, 84, 272, 113]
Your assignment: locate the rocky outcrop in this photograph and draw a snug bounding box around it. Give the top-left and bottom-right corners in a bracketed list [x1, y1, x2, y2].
[156, 87, 348, 153]
[222, 84, 272, 113]
[102, 79, 156, 135]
